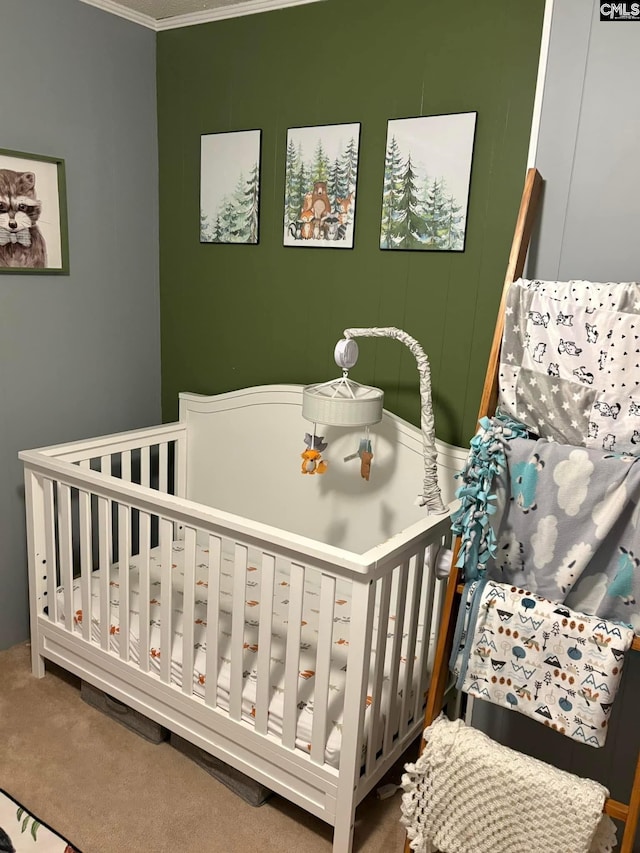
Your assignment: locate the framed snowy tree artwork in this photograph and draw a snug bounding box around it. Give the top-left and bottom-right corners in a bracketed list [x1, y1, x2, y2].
[380, 112, 477, 252]
[283, 122, 360, 248]
[200, 129, 261, 244]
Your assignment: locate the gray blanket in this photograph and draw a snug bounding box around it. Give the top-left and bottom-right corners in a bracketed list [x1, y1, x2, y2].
[486, 435, 640, 632]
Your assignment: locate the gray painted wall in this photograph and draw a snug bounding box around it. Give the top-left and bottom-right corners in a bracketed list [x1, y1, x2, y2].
[530, 0, 640, 282]
[475, 3, 640, 848]
[0, 0, 160, 650]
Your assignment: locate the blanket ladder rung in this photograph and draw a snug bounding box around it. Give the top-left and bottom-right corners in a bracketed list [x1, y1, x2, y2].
[604, 798, 627, 822]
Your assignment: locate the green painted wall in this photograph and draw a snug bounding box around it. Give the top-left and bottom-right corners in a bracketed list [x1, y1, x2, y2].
[157, 0, 544, 447]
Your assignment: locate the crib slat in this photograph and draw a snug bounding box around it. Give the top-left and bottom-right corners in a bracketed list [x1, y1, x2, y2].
[366, 573, 393, 776]
[118, 504, 131, 662]
[42, 479, 58, 624]
[159, 518, 173, 684]
[174, 436, 187, 498]
[100, 455, 111, 476]
[335, 578, 376, 844]
[383, 560, 409, 755]
[121, 451, 132, 484]
[255, 553, 276, 736]
[230, 544, 248, 721]
[204, 535, 222, 708]
[182, 527, 197, 695]
[140, 446, 151, 488]
[158, 443, 168, 493]
[138, 511, 151, 672]
[98, 497, 111, 651]
[310, 573, 336, 765]
[282, 562, 305, 750]
[400, 548, 425, 736]
[78, 489, 92, 642]
[414, 547, 438, 724]
[58, 485, 74, 633]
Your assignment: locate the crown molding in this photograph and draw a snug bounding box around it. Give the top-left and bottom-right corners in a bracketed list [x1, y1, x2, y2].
[77, 0, 324, 31]
[77, 0, 157, 29]
[155, 0, 323, 29]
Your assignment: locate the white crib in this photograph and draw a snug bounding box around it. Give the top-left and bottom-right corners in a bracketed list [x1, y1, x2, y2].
[19, 384, 466, 852]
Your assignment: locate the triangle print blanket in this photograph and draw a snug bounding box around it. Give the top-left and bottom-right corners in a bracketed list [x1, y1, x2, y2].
[450, 579, 635, 747]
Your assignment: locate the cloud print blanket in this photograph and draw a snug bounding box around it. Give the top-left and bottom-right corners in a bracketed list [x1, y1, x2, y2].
[452, 418, 640, 633]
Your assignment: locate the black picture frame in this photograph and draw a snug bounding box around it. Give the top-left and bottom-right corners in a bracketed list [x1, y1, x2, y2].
[283, 122, 361, 249]
[379, 111, 477, 253]
[200, 129, 262, 245]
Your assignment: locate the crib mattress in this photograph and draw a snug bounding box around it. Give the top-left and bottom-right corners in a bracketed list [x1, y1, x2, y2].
[59, 541, 425, 769]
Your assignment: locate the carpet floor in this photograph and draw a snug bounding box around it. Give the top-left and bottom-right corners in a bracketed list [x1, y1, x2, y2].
[0, 643, 415, 852]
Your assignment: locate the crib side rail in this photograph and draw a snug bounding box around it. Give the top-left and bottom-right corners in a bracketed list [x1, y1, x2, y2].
[21, 422, 187, 497]
[28, 422, 185, 463]
[21, 450, 451, 578]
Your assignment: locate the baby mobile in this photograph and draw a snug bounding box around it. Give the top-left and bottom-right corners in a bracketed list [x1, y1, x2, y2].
[300, 337, 381, 482]
[299, 327, 445, 515]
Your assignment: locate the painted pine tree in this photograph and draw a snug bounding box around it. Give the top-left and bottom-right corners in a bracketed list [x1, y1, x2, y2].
[220, 198, 239, 242]
[423, 178, 448, 248]
[284, 139, 300, 226]
[380, 135, 403, 248]
[244, 162, 260, 244]
[296, 146, 309, 215]
[341, 136, 358, 199]
[232, 172, 249, 241]
[393, 153, 427, 249]
[212, 215, 224, 243]
[327, 156, 343, 207]
[200, 210, 213, 242]
[311, 139, 329, 183]
[442, 193, 465, 250]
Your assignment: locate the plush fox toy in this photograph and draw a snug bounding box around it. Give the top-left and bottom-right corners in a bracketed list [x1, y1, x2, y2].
[301, 433, 328, 475]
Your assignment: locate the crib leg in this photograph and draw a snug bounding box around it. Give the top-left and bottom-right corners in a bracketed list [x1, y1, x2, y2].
[332, 803, 356, 853]
[30, 644, 45, 678]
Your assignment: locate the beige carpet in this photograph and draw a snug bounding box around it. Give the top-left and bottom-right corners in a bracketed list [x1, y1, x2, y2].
[0, 643, 416, 852]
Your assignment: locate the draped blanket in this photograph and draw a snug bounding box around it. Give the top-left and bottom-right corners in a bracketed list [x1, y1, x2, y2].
[401, 715, 617, 853]
[452, 417, 640, 633]
[497, 277, 640, 455]
[489, 433, 640, 629]
[450, 579, 635, 747]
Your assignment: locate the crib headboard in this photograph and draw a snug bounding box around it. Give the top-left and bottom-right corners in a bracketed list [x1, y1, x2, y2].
[179, 385, 467, 555]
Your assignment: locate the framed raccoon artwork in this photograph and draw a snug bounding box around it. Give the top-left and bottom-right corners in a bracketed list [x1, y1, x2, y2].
[283, 122, 360, 248]
[0, 148, 69, 274]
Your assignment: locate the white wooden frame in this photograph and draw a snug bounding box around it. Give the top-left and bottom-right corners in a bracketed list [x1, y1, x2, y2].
[20, 385, 465, 853]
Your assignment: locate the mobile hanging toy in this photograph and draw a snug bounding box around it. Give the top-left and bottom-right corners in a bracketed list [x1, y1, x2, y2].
[301, 432, 328, 475]
[343, 432, 374, 480]
[359, 439, 373, 481]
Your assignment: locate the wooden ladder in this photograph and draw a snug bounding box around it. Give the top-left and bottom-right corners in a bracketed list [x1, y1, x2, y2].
[404, 166, 640, 853]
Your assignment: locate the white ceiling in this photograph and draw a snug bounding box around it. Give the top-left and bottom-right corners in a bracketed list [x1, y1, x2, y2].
[78, 0, 323, 29]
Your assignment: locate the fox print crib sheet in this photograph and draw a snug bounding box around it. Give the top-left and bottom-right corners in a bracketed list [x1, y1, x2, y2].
[58, 540, 420, 768]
